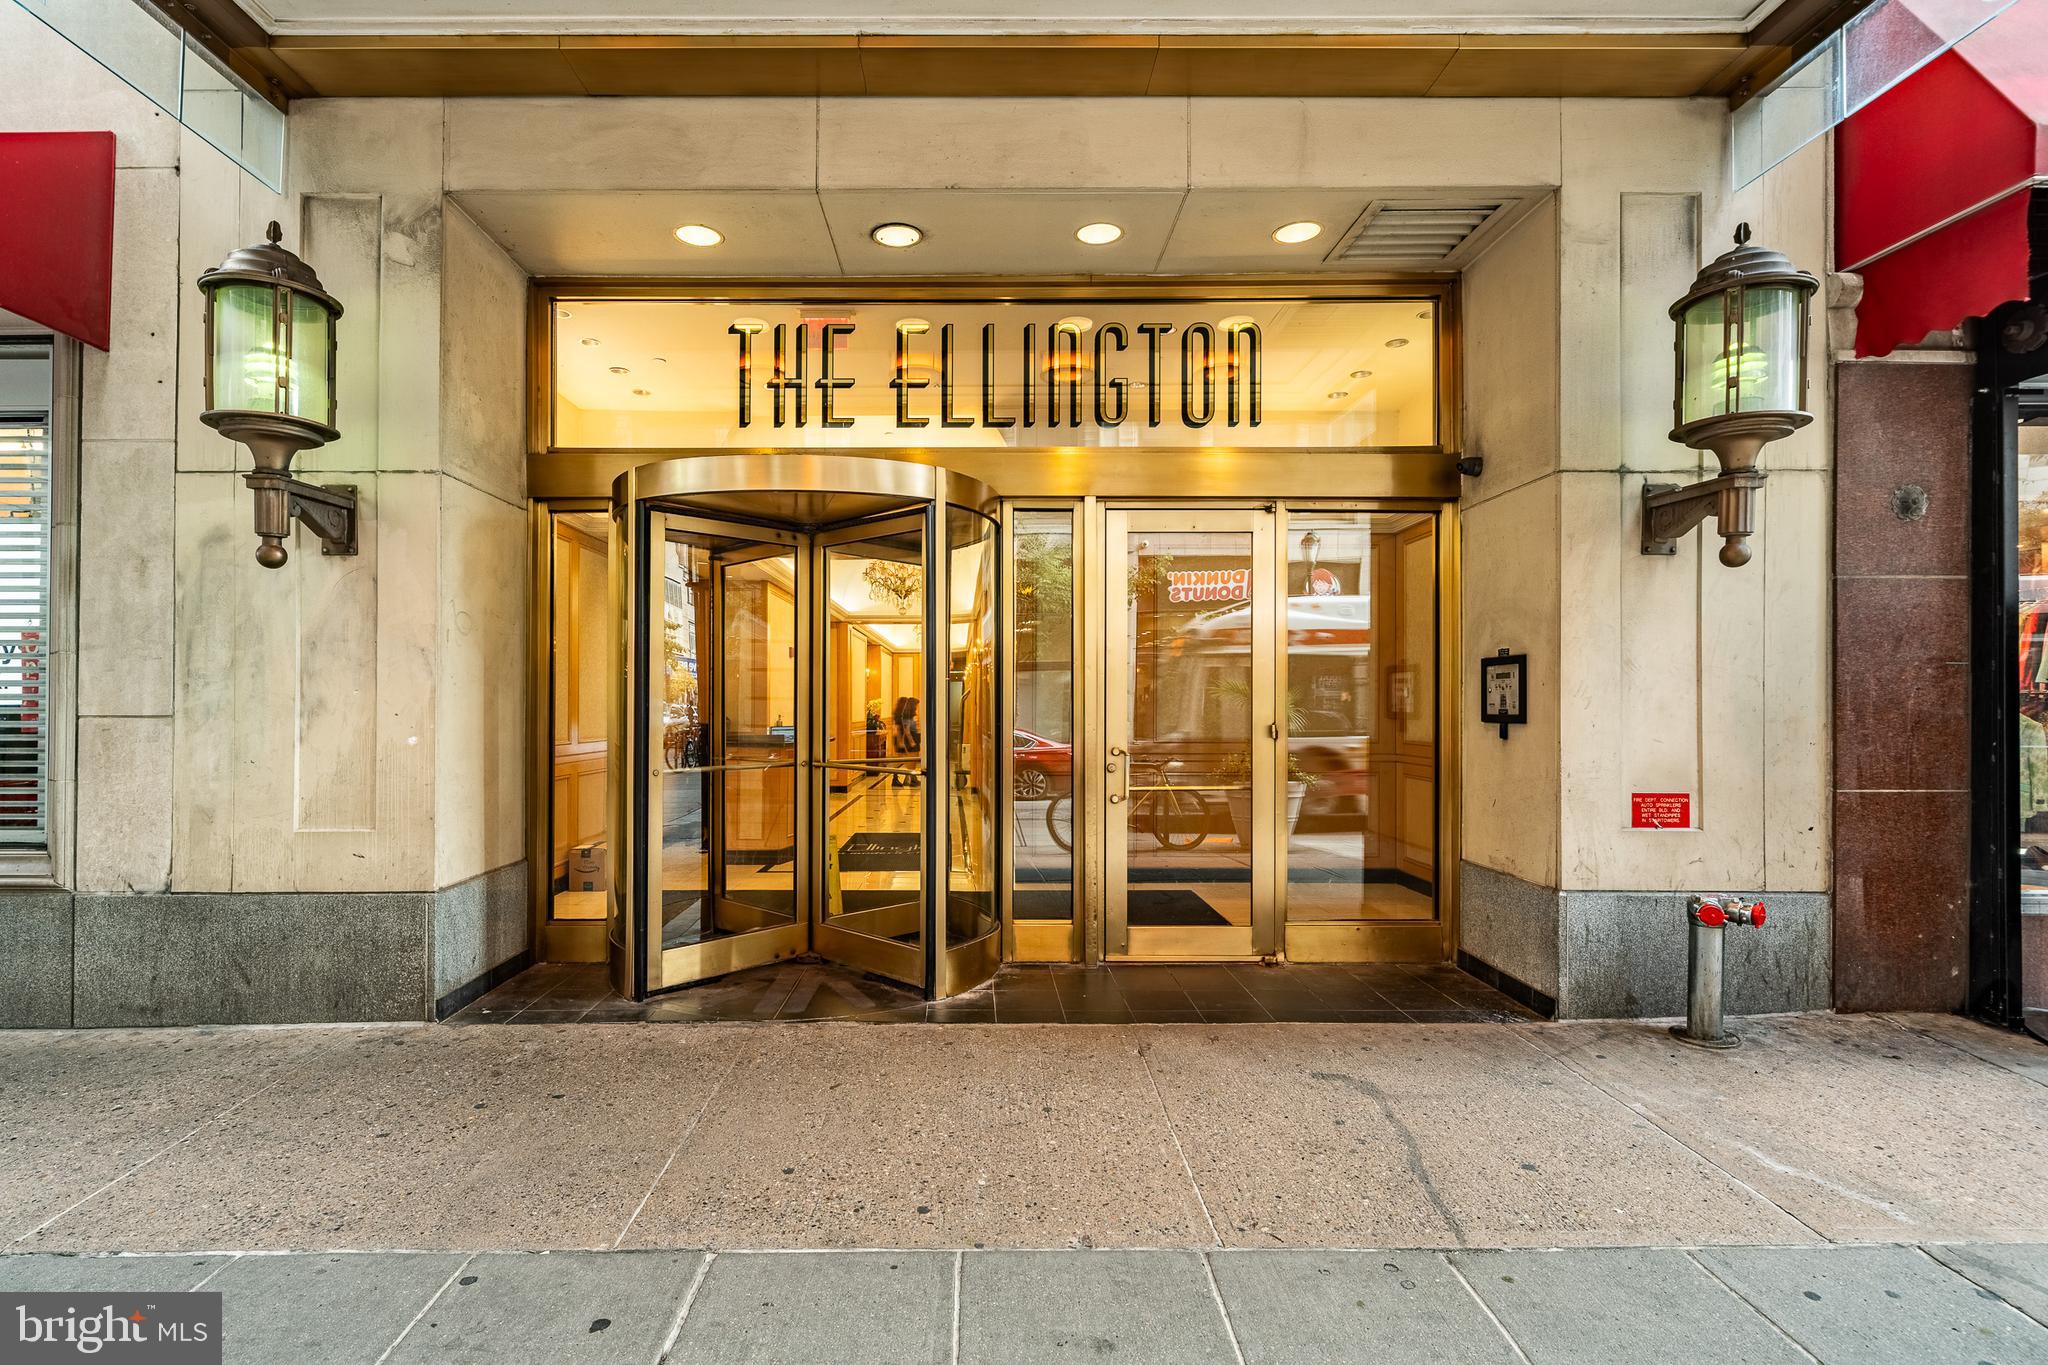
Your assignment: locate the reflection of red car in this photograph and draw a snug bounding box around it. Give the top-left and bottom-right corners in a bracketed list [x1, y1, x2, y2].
[1012, 729, 1072, 800]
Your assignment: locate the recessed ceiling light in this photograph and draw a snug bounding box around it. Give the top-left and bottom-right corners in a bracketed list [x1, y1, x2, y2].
[653, 356, 668, 364]
[673, 224, 723, 247]
[1076, 222, 1123, 246]
[632, 388, 651, 396]
[1386, 338, 1410, 348]
[609, 366, 629, 375]
[556, 308, 571, 319]
[579, 337, 600, 347]
[1417, 309, 1432, 319]
[871, 222, 924, 248]
[1054, 316, 1093, 333]
[1272, 221, 1323, 244]
[731, 318, 767, 334]
[1349, 369, 1373, 379]
[1217, 315, 1256, 331]
[896, 318, 931, 333]
[1328, 390, 1349, 400]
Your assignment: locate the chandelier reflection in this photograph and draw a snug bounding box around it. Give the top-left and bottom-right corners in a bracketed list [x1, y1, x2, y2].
[863, 560, 922, 614]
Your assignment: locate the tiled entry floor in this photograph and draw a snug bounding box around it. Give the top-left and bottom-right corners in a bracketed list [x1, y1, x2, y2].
[451, 958, 1539, 1024]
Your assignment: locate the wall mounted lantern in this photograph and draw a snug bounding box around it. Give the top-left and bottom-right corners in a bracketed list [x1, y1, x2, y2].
[197, 221, 356, 568]
[1642, 223, 1819, 568]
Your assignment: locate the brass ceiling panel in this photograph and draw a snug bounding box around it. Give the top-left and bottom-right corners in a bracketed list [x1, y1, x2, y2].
[1148, 36, 1459, 97]
[267, 36, 589, 97]
[1424, 34, 1746, 98]
[245, 32, 1766, 101]
[561, 36, 866, 96]
[854, 36, 1163, 97]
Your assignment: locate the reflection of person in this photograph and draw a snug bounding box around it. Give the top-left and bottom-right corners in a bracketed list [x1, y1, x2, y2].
[891, 696, 921, 787]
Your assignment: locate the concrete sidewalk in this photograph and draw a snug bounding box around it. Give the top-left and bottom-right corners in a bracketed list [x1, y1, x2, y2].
[3, 1012, 2047, 1360]
[3, 1243, 2046, 1363]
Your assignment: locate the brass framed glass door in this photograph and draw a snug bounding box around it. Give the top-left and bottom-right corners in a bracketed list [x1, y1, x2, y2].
[1103, 507, 1278, 958]
[646, 513, 807, 988]
[815, 513, 929, 988]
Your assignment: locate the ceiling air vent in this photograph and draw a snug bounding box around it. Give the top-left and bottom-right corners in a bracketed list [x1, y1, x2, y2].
[1328, 196, 1533, 270]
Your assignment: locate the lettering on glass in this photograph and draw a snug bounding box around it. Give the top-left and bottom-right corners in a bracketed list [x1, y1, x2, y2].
[728, 320, 1262, 431]
[1166, 568, 1251, 603]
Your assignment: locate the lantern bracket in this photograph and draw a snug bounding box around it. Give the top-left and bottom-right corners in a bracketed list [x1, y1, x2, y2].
[243, 465, 358, 567]
[1641, 469, 1766, 567]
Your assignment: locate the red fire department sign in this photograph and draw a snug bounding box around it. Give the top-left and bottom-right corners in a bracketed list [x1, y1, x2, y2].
[1630, 792, 1692, 829]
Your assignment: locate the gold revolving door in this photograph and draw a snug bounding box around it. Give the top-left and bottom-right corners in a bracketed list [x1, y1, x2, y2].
[610, 454, 1002, 1002]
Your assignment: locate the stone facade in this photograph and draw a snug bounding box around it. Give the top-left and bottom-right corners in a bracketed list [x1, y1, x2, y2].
[1, 2, 1861, 1024]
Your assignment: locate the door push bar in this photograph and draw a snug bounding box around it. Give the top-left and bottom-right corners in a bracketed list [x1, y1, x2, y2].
[1671, 894, 1767, 1050]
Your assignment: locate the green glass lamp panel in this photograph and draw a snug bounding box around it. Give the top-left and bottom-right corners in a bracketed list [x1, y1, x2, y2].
[286, 293, 333, 425]
[211, 281, 281, 414]
[1677, 292, 1728, 426]
[1733, 283, 1802, 414]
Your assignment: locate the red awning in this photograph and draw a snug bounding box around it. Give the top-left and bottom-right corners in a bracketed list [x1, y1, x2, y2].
[0, 132, 115, 351]
[1837, 0, 2048, 357]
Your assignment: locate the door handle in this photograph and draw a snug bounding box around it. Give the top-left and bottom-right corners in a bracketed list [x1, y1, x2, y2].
[1107, 744, 1128, 805]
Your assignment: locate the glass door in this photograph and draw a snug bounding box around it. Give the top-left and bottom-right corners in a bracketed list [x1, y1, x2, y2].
[647, 513, 806, 989]
[1103, 508, 1277, 958]
[816, 514, 929, 988]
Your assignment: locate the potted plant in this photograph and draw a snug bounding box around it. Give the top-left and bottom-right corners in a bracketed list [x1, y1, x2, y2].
[1217, 749, 1315, 846]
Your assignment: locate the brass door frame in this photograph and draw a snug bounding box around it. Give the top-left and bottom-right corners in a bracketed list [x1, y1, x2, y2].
[1273, 501, 1457, 964]
[1076, 498, 1459, 966]
[531, 497, 612, 965]
[813, 511, 931, 990]
[1101, 505, 1280, 960]
[1001, 500, 1087, 965]
[646, 512, 811, 991]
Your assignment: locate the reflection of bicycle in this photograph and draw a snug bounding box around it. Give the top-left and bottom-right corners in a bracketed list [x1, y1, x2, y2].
[1045, 759, 1215, 853]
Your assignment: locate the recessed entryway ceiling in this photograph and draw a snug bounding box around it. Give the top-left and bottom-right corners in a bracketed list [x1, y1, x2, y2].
[246, 0, 1786, 35]
[451, 188, 1540, 277]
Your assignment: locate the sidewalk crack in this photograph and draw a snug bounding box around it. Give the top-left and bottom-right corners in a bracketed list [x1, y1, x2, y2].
[1137, 1042, 1222, 1247]
[613, 1040, 751, 1250]
[1198, 1251, 1249, 1365]
[1684, 1249, 1824, 1363]
[1504, 1027, 1831, 1244]
[372, 1251, 476, 1365]
[654, 1249, 717, 1364]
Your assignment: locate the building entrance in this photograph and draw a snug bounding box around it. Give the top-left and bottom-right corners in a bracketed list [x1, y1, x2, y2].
[613, 455, 1001, 1002]
[1007, 501, 1450, 968]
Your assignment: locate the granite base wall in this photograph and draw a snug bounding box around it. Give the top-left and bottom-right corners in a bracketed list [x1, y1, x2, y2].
[1461, 860, 1833, 1020]
[0, 861, 528, 1027]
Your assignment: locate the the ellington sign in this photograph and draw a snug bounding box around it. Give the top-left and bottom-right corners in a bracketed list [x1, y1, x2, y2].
[728, 320, 1263, 432]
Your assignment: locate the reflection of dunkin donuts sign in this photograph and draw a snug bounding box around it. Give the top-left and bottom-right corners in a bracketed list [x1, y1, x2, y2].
[1167, 568, 1249, 603]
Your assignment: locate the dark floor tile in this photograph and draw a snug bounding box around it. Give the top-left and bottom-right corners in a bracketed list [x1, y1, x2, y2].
[927, 1002, 997, 1023]
[993, 1000, 1065, 1023]
[1399, 1009, 1497, 1023]
[1127, 1010, 1205, 1023]
[1116, 990, 1196, 1014]
[578, 1007, 650, 1024]
[500, 1009, 591, 1024]
[1193, 1006, 1273, 1023]
[1062, 1007, 1136, 1024]
[853, 1005, 932, 1024]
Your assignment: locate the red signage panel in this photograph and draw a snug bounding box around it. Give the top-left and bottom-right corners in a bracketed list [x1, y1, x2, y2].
[1630, 792, 1692, 830]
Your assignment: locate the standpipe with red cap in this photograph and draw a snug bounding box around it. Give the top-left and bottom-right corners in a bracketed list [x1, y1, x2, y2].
[1672, 894, 1768, 1049]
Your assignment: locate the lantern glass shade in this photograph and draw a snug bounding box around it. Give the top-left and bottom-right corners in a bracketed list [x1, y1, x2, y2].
[1676, 282, 1807, 429]
[209, 281, 279, 413]
[287, 292, 333, 423]
[1735, 282, 1803, 414]
[1677, 291, 1728, 426]
[206, 281, 337, 429]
